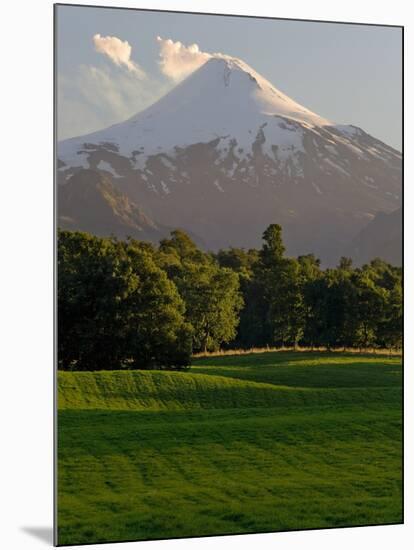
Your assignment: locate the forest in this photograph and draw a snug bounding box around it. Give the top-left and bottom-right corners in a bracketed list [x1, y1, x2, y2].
[58, 224, 402, 370]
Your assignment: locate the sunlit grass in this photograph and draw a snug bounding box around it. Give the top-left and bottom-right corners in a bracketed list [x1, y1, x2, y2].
[57, 351, 402, 545]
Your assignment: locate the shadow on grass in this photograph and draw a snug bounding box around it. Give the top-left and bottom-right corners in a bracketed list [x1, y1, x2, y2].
[192, 350, 400, 368]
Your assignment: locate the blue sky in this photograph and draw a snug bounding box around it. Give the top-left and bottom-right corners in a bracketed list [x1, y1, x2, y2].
[56, 4, 402, 150]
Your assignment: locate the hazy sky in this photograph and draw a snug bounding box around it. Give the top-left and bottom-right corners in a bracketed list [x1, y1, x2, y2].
[56, 4, 402, 150]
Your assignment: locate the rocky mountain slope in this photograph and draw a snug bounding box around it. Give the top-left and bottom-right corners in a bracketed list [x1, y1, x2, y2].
[345, 207, 402, 266]
[58, 169, 170, 243]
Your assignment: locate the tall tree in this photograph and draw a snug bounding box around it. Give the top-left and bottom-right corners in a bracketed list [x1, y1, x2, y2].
[249, 224, 305, 347]
[157, 230, 243, 352]
[351, 267, 387, 349]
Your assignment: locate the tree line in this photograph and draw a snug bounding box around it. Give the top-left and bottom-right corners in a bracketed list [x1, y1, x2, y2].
[58, 225, 402, 370]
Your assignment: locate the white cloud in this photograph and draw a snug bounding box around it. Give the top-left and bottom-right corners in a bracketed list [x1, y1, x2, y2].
[156, 36, 211, 81]
[57, 65, 170, 140]
[93, 33, 146, 78]
[58, 35, 220, 139]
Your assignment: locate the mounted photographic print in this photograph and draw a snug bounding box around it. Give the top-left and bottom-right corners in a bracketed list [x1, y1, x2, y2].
[55, 3, 403, 546]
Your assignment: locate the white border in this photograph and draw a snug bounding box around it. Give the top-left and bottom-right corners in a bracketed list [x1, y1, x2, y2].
[1, 1, 412, 549]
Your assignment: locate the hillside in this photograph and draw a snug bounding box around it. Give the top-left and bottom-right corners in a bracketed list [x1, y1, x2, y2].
[57, 351, 402, 545]
[58, 352, 401, 412]
[58, 369, 310, 411]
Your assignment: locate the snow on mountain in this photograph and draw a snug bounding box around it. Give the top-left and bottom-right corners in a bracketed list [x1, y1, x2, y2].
[57, 54, 402, 264]
[58, 54, 400, 179]
[59, 56, 328, 165]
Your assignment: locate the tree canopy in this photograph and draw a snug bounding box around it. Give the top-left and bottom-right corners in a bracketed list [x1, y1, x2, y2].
[58, 223, 402, 370]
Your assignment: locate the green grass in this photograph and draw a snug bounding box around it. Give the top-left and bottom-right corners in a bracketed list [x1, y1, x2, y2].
[57, 351, 402, 545]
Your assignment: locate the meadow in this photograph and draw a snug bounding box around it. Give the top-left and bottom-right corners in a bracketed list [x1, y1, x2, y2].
[57, 351, 402, 545]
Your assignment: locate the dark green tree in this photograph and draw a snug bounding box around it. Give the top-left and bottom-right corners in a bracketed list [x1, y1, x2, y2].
[178, 263, 243, 351]
[351, 267, 387, 349]
[58, 230, 192, 370]
[338, 256, 353, 271]
[245, 224, 304, 347]
[58, 231, 128, 370]
[123, 242, 193, 368]
[157, 230, 243, 352]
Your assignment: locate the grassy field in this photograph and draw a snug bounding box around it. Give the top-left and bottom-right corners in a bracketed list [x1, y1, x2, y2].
[57, 351, 402, 545]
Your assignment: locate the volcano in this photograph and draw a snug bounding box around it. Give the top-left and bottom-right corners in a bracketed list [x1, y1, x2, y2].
[57, 55, 402, 265]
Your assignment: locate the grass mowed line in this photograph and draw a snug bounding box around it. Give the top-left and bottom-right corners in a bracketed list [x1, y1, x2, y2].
[57, 352, 402, 545]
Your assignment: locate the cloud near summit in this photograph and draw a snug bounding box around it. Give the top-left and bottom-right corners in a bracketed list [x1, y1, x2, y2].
[59, 34, 217, 139]
[156, 37, 212, 81]
[93, 34, 146, 78]
[93, 34, 217, 82]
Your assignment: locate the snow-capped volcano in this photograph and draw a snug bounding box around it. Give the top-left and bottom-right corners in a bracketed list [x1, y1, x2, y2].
[59, 55, 330, 167]
[57, 55, 402, 264]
